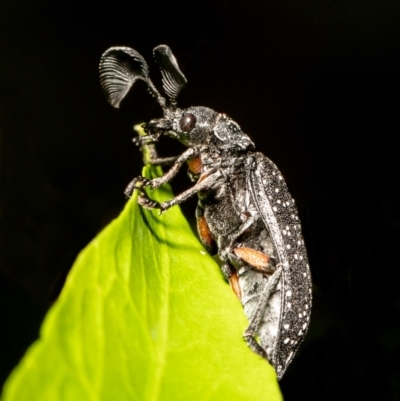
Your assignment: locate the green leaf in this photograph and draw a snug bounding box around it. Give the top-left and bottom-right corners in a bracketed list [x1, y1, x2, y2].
[2, 164, 282, 400]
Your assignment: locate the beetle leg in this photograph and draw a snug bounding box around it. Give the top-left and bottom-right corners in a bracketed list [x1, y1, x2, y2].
[233, 247, 275, 274]
[151, 147, 198, 186]
[243, 267, 282, 358]
[197, 216, 214, 251]
[125, 147, 197, 197]
[124, 177, 152, 198]
[217, 216, 275, 273]
[229, 270, 242, 300]
[220, 262, 242, 300]
[220, 262, 233, 279]
[217, 214, 257, 259]
[196, 203, 215, 253]
[133, 134, 179, 166]
[147, 155, 179, 166]
[132, 135, 159, 146]
[160, 170, 220, 209]
[187, 155, 202, 175]
[137, 196, 163, 210]
[138, 169, 222, 213]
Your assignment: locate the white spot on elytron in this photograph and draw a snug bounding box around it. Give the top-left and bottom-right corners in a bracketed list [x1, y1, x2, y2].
[273, 171, 276, 176]
[278, 175, 283, 180]
[284, 338, 290, 344]
[275, 188, 279, 193]
[294, 254, 298, 260]
[302, 323, 307, 330]
[291, 340, 295, 345]
[303, 272, 306, 277]
[262, 179, 267, 185]
[309, 288, 312, 294]
[286, 290, 292, 297]
[298, 330, 303, 336]
[277, 199, 281, 204]
[273, 206, 278, 212]
[304, 311, 308, 317]
[300, 255, 303, 260]
[288, 231, 291, 236]
[283, 230, 287, 235]
[286, 351, 294, 364]
[286, 244, 291, 249]
[306, 263, 309, 268]
[297, 240, 301, 245]
[283, 324, 290, 330]
[287, 302, 292, 309]
[305, 304, 309, 309]
[286, 225, 289, 230]
[298, 313, 303, 319]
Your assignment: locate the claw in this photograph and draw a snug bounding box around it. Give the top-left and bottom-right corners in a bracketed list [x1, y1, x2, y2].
[133, 133, 161, 146]
[158, 206, 167, 216]
[138, 195, 161, 210]
[124, 176, 152, 198]
[132, 137, 142, 147]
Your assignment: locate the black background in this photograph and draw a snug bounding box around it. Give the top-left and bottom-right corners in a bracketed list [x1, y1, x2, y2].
[1, 0, 400, 399]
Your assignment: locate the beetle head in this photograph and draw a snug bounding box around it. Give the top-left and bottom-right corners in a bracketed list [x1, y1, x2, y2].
[143, 106, 217, 147]
[100, 45, 254, 151]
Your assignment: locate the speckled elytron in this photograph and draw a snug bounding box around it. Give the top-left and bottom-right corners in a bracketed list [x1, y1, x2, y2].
[99, 44, 312, 380]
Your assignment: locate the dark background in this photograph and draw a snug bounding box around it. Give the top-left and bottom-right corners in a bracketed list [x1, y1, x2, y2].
[1, 0, 400, 399]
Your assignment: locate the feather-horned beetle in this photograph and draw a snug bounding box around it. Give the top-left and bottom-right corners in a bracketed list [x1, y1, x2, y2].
[99, 44, 312, 380]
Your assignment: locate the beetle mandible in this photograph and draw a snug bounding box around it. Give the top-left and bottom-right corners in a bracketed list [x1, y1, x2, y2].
[99, 44, 312, 380]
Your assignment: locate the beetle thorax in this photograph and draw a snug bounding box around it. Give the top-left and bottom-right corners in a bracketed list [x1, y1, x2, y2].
[170, 106, 255, 153]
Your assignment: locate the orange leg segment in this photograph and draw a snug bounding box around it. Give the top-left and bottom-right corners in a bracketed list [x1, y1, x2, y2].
[233, 247, 274, 273]
[187, 156, 202, 175]
[229, 270, 242, 301]
[197, 216, 214, 251]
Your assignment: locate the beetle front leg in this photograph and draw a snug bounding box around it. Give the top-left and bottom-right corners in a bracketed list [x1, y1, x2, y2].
[146, 155, 179, 166]
[132, 134, 159, 147]
[125, 148, 198, 197]
[133, 132, 179, 166]
[138, 169, 221, 213]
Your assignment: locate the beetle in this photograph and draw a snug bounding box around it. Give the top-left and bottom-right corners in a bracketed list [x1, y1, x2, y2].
[99, 44, 312, 380]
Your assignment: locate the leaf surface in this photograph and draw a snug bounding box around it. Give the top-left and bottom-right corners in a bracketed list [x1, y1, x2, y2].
[2, 165, 281, 401]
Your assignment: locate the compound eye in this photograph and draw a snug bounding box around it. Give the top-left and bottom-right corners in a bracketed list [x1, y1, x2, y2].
[179, 113, 196, 133]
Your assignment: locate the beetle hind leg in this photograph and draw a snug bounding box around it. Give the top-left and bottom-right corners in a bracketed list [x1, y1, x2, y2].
[242, 267, 282, 367]
[233, 247, 275, 274]
[243, 333, 269, 360]
[221, 262, 242, 301]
